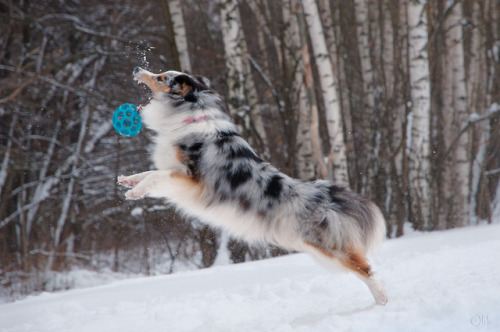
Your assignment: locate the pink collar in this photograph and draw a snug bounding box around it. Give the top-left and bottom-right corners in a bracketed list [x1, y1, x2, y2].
[183, 115, 210, 124]
[137, 97, 152, 112]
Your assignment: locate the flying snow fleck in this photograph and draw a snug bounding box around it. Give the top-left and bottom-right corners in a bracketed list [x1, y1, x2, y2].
[137, 42, 155, 68]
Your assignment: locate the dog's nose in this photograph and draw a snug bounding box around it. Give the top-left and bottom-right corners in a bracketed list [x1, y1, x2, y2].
[133, 67, 142, 74]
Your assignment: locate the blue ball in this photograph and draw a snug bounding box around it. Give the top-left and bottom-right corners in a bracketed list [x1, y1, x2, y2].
[113, 104, 142, 137]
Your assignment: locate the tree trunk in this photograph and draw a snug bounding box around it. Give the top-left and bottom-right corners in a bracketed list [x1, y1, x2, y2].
[442, 2, 470, 228]
[466, 1, 490, 223]
[294, 0, 329, 181]
[392, 0, 410, 237]
[301, 0, 348, 186]
[282, 0, 316, 181]
[327, 0, 354, 185]
[407, 0, 431, 230]
[160, 0, 182, 71]
[354, 0, 376, 112]
[0, 113, 17, 197]
[352, 0, 377, 195]
[219, 0, 268, 156]
[168, 0, 192, 72]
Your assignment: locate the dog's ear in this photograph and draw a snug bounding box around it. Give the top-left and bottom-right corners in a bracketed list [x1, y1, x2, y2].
[172, 74, 209, 102]
[195, 75, 210, 88]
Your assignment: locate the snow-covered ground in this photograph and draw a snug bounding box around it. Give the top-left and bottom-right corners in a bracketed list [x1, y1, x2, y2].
[1, 224, 499, 332]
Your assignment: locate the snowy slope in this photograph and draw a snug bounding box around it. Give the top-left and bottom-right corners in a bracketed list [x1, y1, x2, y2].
[1, 224, 499, 332]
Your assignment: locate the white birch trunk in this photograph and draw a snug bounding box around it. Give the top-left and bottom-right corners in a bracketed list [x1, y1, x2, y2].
[283, 1, 315, 180]
[0, 113, 17, 197]
[220, 0, 244, 119]
[168, 0, 191, 73]
[316, 0, 352, 182]
[444, 2, 470, 227]
[353, 0, 376, 194]
[318, 0, 350, 114]
[301, 0, 348, 186]
[296, 85, 317, 181]
[220, 0, 268, 155]
[294, 0, 329, 180]
[407, 0, 431, 229]
[354, 0, 375, 111]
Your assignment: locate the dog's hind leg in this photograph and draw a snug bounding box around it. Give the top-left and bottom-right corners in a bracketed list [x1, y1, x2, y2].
[304, 242, 387, 305]
[338, 250, 388, 306]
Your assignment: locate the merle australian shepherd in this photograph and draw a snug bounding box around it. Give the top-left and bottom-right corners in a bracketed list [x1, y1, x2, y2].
[118, 67, 388, 305]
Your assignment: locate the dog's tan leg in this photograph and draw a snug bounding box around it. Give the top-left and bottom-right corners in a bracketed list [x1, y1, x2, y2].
[338, 250, 388, 306]
[304, 242, 388, 305]
[123, 170, 203, 201]
[338, 250, 372, 278]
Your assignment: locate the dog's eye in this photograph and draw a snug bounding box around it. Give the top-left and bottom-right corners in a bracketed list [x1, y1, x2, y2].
[156, 76, 163, 82]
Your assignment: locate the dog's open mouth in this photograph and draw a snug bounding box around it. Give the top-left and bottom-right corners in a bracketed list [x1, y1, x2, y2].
[133, 67, 171, 94]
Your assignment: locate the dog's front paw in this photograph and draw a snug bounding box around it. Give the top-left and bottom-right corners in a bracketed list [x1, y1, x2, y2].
[118, 171, 154, 188]
[118, 175, 141, 188]
[125, 188, 145, 200]
[118, 175, 132, 188]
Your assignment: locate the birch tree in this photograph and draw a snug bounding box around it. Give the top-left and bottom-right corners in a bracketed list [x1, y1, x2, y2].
[0, 114, 17, 197]
[301, 0, 348, 186]
[353, 0, 376, 113]
[163, 0, 192, 72]
[219, 0, 268, 155]
[316, 0, 351, 144]
[294, 0, 329, 181]
[391, 0, 411, 237]
[319, 0, 357, 187]
[282, 0, 316, 181]
[441, 1, 470, 228]
[407, 0, 431, 230]
[352, 0, 377, 196]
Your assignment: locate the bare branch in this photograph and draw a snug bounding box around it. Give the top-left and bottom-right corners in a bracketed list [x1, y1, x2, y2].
[443, 104, 500, 160]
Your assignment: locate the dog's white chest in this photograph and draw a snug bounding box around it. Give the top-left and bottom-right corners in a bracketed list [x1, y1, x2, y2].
[152, 136, 185, 172]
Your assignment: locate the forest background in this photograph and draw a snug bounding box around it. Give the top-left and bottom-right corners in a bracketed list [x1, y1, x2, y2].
[1, 0, 500, 300]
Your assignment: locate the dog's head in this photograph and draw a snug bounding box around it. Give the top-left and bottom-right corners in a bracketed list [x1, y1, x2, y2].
[133, 67, 211, 102]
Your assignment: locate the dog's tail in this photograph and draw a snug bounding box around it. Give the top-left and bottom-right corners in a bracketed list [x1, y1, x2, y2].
[321, 188, 387, 255]
[308, 197, 386, 256]
[363, 202, 387, 254]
